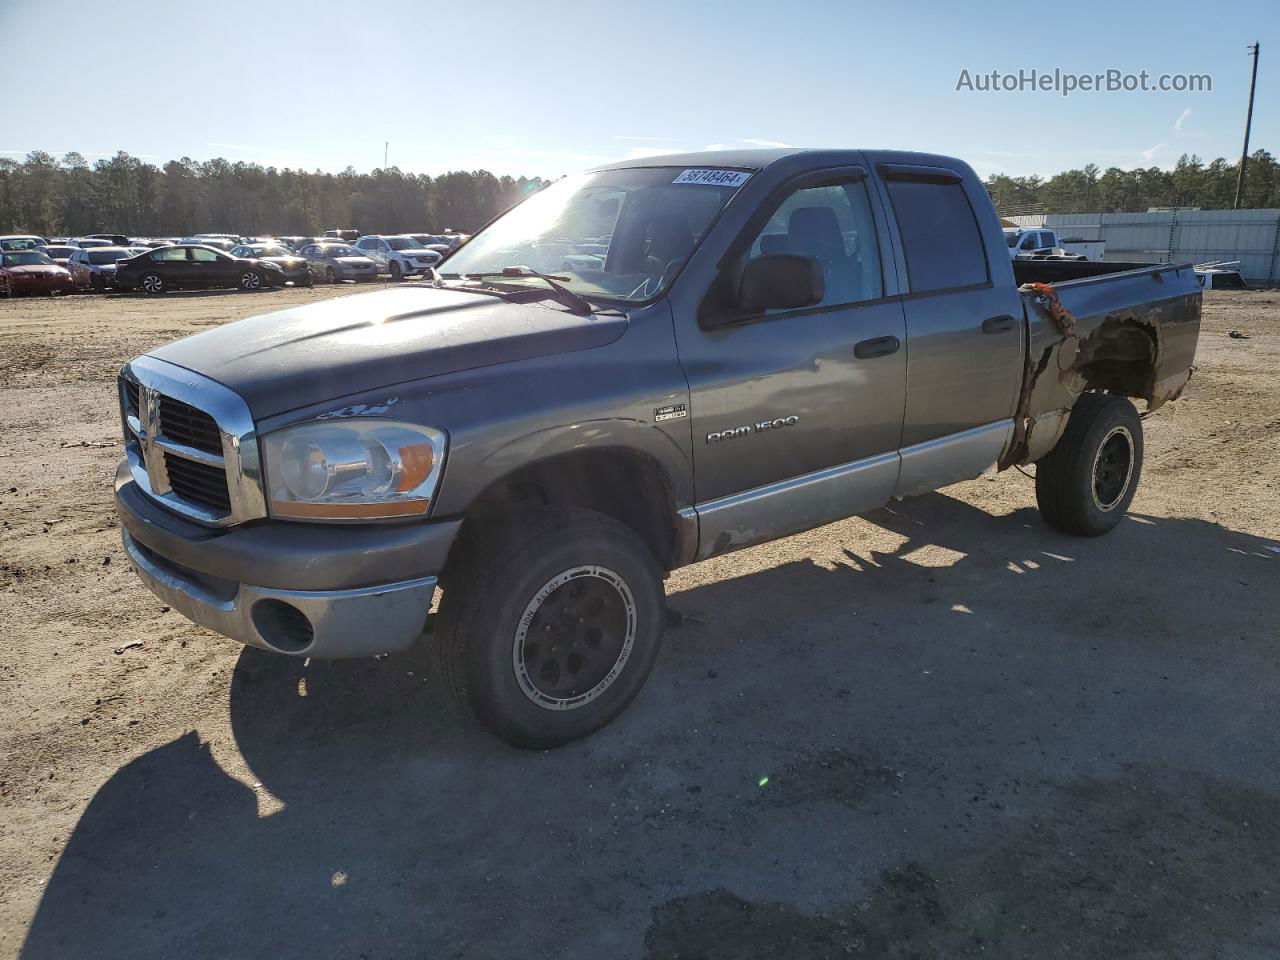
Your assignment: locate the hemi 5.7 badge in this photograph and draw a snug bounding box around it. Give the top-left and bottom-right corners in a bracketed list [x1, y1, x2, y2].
[654, 403, 688, 423]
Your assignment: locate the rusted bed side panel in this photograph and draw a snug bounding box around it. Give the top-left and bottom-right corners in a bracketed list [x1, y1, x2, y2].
[1005, 264, 1202, 466]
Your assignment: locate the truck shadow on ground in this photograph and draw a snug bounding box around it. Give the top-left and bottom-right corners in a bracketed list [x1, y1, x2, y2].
[19, 494, 1280, 959]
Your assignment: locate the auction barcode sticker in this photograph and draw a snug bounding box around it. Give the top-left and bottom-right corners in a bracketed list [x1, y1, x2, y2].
[673, 169, 751, 187]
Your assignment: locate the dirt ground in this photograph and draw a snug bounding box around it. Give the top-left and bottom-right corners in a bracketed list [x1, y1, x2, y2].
[1, 285, 1278, 960]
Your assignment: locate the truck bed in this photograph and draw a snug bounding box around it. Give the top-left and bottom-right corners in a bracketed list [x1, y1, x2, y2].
[1006, 260, 1203, 466]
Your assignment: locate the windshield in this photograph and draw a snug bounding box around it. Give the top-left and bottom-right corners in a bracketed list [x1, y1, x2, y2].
[323, 245, 359, 257]
[1005, 232, 1020, 248]
[241, 245, 291, 257]
[89, 250, 127, 264]
[43, 247, 75, 257]
[3, 251, 54, 266]
[441, 167, 744, 301]
[2, 238, 40, 250]
[386, 237, 424, 251]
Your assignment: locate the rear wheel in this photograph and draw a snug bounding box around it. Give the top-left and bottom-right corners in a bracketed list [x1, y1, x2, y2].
[325, 267, 337, 284]
[435, 507, 666, 748]
[238, 270, 262, 291]
[1035, 393, 1143, 536]
[140, 272, 165, 295]
[389, 261, 403, 282]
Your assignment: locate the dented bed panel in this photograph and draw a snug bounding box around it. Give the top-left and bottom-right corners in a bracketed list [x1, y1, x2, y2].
[1005, 263, 1202, 466]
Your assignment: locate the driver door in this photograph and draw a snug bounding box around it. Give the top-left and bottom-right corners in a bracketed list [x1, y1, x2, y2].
[675, 170, 908, 557]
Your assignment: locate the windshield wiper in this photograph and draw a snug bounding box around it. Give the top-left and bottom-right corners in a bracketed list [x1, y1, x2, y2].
[443, 266, 593, 316]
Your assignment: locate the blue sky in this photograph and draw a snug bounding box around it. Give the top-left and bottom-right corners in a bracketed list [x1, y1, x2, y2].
[2, 0, 1275, 180]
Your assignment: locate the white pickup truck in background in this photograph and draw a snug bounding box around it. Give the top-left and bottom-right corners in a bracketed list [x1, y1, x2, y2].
[1005, 227, 1064, 258]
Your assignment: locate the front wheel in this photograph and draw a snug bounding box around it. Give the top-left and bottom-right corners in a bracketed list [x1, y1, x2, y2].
[238, 270, 263, 291]
[435, 507, 666, 748]
[1035, 393, 1143, 536]
[325, 267, 337, 284]
[389, 261, 403, 282]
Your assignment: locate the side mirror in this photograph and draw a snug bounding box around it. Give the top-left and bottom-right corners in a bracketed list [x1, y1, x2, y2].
[737, 253, 824, 314]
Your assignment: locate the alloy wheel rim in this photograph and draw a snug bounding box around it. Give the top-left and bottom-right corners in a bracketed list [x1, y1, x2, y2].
[242, 272, 260, 289]
[1092, 425, 1135, 511]
[512, 566, 637, 711]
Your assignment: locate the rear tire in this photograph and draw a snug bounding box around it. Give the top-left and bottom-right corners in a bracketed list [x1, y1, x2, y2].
[140, 272, 165, 295]
[435, 507, 666, 748]
[325, 267, 337, 284]
[1035, 393, 1143, 537]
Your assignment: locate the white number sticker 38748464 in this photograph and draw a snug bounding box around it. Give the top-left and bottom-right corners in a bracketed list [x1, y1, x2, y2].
[672, 169, 751, 187]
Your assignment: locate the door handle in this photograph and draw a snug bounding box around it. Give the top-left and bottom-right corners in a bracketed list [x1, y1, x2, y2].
[853, 335, 901, 359]
[982, 315, 1017, 334]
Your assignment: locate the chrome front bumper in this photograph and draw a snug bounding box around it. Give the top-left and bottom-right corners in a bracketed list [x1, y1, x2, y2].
[122, 529, 436, 658]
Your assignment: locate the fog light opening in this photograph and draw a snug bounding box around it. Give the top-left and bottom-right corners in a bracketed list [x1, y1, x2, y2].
[251, 599, 315, 654]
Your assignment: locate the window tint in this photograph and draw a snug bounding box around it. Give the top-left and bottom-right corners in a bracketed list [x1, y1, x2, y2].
[743, 180, 883, 309]
[1042, 231, 1056, 247]
[190, 247, 219, 262]
[152, 248, 187, 262]
[886, 180, 989, 292]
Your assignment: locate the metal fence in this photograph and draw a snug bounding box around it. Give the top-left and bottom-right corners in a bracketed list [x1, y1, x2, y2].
[1006, 209, 1280, 286]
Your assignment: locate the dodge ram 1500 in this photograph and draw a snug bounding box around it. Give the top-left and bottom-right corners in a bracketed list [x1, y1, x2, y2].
[115, 148, 1201, 746]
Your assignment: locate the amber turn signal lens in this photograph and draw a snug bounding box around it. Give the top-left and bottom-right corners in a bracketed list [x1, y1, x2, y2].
[395, 442, 435, 493]
[270, 498, 430, 520]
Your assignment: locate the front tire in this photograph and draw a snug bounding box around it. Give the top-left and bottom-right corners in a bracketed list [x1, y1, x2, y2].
[1035, 393, 1143, 537]
[238, 270, 263, 291]
[389, 261, 403, 282]
[435, 507, 666, 748]
[325, 267, 337, 284]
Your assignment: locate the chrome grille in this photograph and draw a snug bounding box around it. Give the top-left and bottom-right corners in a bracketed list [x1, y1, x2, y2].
[118, 356, 267, 527]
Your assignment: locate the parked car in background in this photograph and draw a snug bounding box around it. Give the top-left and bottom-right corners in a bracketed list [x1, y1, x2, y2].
[323, 228, 361, 243]
[1, 250, 75, 296]
[70, 238, 113, 249]
[1, 235, 49, 251]
[116, 244, 288, 294]
[85, 233, 131, 246]
[132, 239, 172, 249]
[353, 234, 441, 280]
[276, 236, 307, 251]
[67, 246, 134, 291]
[37, 244, 77, 267]
[299, 242, 379, 283]
[230, 243, 313, 286]
[181, 237, 238, 253]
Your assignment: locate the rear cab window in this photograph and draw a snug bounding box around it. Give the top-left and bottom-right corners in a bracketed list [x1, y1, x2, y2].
[884, 176, 989, 293]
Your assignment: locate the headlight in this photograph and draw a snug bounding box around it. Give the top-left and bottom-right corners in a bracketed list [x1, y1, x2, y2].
[262, 261, 283, 271]
[262, 419, 447, 520]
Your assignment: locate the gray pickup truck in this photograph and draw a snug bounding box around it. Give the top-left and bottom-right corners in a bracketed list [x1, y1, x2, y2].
[115, 148, 1201, 747]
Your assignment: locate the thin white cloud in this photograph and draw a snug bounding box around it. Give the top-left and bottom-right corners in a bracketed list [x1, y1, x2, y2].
[1140, 143, 1166, 163]
[1173, 108, 1192, 132]
[739, 138, 792, 148]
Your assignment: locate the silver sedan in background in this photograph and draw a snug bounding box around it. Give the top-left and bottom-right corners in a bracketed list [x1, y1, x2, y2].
[299, 242, 380, 284]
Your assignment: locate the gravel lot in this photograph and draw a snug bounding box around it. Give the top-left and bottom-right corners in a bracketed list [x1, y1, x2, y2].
[1, 285, 1278, 959]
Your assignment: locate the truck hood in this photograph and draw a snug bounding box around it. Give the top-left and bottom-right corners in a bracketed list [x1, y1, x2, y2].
[149, 286, 627, 418]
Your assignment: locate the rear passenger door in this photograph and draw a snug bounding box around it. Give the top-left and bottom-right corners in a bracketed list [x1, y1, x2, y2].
[152, 246, 193, 285]
[873, 163, 1024, 496]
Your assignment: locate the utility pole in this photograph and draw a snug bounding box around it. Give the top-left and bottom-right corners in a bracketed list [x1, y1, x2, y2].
[1233, 42, 1260, 210]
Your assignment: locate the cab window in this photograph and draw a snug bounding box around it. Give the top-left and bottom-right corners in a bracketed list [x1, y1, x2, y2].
[152, 248, 187, 262]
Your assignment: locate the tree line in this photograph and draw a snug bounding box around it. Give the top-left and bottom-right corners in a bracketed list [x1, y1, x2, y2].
[986, 149, 1280, 216]
[0, 151, 547, 238]
[2, 146, 1278, 238]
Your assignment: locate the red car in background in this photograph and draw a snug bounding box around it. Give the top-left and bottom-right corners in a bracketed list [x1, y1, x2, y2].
[1, 250, 76, 296]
